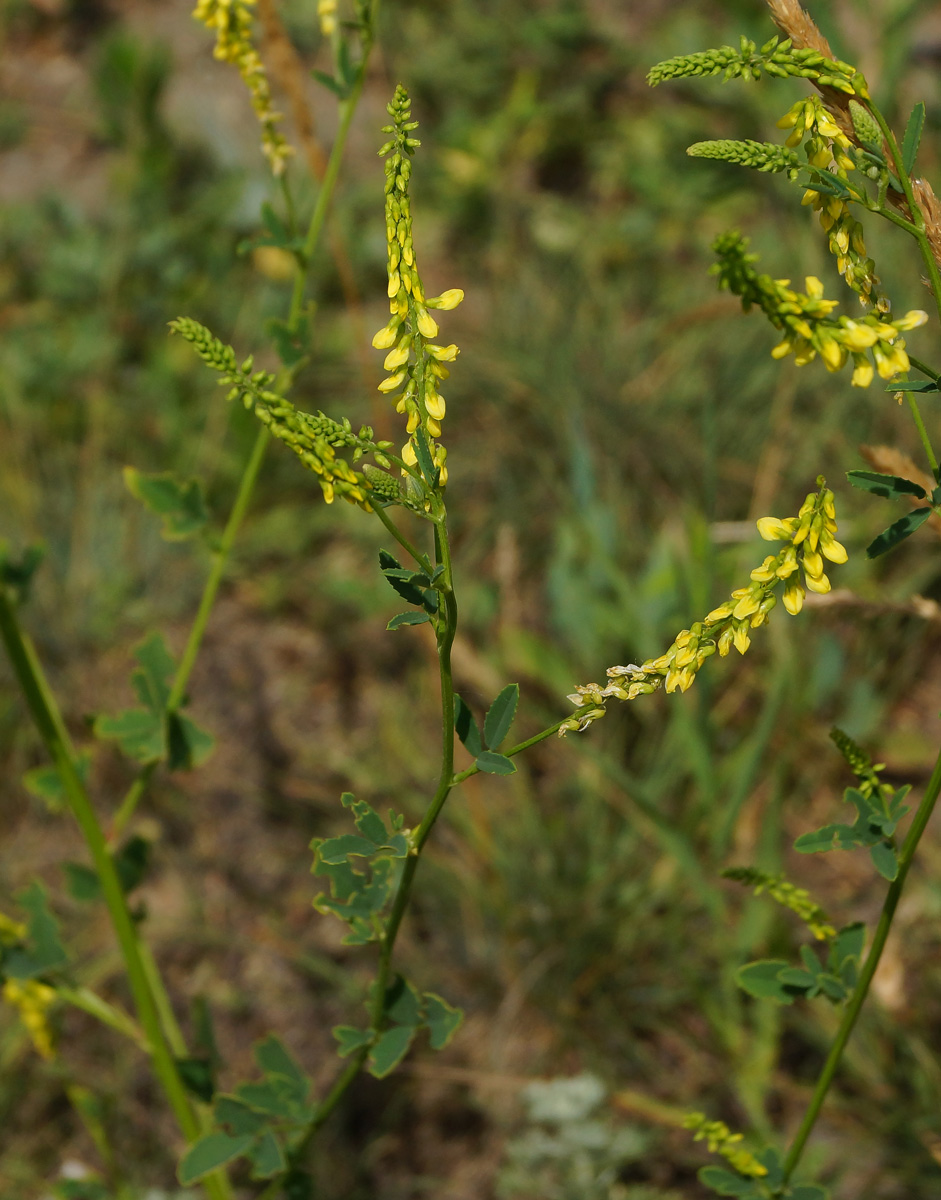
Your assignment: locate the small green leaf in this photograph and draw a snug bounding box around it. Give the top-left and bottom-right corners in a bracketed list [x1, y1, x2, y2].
[318, 833, 379, 863]
[63, 862, 102, 903]
[23, 752, 91, 812]
[214, 1095, 268, 1136]
[93, 708, 165, 764]
[254, 1034, 309, 1100]
[423, 992, 464, 1050]
[260, 202, 290, 245]
[384, 976, 423, 1027]
[124, 467, 209, 541]
[789, 1186, 829, 1200]
[902, 100, 926, 175]
[0, 543, 45, 597]
[178, 1131, 254, 1185]
[176, 1056, 215, 1103]
[805, 169, 851, 199]
[167, 712, 215, 770]
[132, 632, 175, 712]
[311, 69, 349, 99]
[454, 694, 483, 757]
[247, 1129, 286, 1180]
[794, 823, 861, 853]
[483, 683, 519, 749]
[411, 427, 437, 486]
[887, 379, 938, 393]
[869, 840, 898, 880]
[333, 1025, 372, 1057]
[387, 611, 432, 630]
[368, 1024, 416, 1078]
[866, 507, 933, 558]
[847, 469, 926, 500]
[831, 922, 865, 967]
[2, 881, 68, 979]
[475, 751, 517, 775]
[735, 960, 798, 1005]
[235, 1079, 298, 1119]
[698, 1166, 763, 1197]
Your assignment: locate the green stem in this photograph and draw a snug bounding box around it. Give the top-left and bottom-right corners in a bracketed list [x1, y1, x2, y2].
[908, 355, 941, 382]
[371, 501, 431, 570]
[0, 590, 230, 1200]
[781, 740, 941, 1185]
[452, 720, 566, 784]
[867, 102, 941, 472]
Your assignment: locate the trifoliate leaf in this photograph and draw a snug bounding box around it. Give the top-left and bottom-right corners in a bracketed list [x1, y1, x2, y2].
[167, 711, 215, 770]
[2, 880, 68, 979]
[93, 707, 165, 764]
[124, 468, 208, 541]
[383, 976, 423, 1027]
[254, 1034, 309, 1102]
[214, 1095, 268, 1136]
[698, 1166, 763, 1197]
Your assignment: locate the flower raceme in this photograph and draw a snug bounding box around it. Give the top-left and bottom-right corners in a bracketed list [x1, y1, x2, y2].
[192, 0, 292, 176]
[712, 232, 927, 387]
[372, 86, 463, 488]
[561, 483, 846, 735]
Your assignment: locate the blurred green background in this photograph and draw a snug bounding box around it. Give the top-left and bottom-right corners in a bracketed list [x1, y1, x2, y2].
[3, 0, 941, 1196]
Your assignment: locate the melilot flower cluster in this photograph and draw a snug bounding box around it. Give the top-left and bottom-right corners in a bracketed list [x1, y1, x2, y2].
[561, 483, 846, 735]
[372, 86, 463, 489]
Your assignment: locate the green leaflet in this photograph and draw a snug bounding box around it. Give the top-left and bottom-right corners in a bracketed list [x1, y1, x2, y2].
[310, 793, 410, 944]
[178, 1034, 314, 1186]
[1, 881, 68, 980]
[123, 467, 209, 541]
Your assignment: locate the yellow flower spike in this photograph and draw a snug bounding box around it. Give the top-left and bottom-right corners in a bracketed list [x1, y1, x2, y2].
[4, 979, 57, 1059]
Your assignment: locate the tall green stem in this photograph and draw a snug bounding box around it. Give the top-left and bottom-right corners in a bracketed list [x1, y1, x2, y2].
[0, 590, 230, 1200]
[781, 741, 941, 1184]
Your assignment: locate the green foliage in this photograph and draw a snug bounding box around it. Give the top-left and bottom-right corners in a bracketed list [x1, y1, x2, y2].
[736, 924, 865, 1006]
[310, 793, 410, 945]
[795, 786, 911, 879]
[847, 468, 940, 558]
[63, 835, 151, 903]
[0, 881, 68, 981]
[22, 752, 90, 813]
[178, 1034, 313, 1185]
[93, 631, 214, 769]
[333, 977, 463, 1079]
[123, 468, 209, 541]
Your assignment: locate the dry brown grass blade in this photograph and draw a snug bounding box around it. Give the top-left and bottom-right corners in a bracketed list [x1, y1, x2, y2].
[859, 443, 941, 535]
